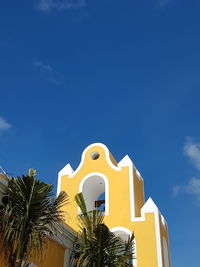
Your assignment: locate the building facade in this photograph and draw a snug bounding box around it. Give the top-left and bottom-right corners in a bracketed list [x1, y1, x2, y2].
[58, 143, 171, 267]
[0, 143, 171, 266]
[0, 173, 75, 267]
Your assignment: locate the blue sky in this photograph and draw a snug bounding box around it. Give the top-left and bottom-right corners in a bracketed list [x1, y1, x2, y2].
[0, 0, 200, 266]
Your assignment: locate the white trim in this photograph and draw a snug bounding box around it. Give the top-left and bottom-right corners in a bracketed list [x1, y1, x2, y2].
[71, 143, 120, 178]
[63, 247, 71, 267]
[64, 249, 68, 267]
[134, 234, 137, 267]
[57, 172, 61, 197]
[111, 226, 132, 236]
[118, 155, 136, 221]
[51, 223, 76, 267]
[118, 198, 163, 267]
[118, 155, 135, 169]
[155, 210, 163, 267]
[79, 172, 109, 215]
[51, 223, 76, 247]
[161, 215, 166, 228]
[136, 198, 163, 267]
[118, 155, 145, 222]
[118, 155, 143, 181]
[57, 143, 141, 179]
[57, 143, 119, 196]
[56, 143, 165, 267]
[129, 164, 135, 221]
[57, 144, 144, 220]
[57, 164, 74, 196]
[136, 169, 143, 181]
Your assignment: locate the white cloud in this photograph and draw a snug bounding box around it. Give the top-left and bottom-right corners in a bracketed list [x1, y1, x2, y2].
[158, 0, 172, 8]
[173, 178, 200, 201]
[185, 177, 200, 200]
[0, 117, 11, 132]
[172, 185, 181, 197]
[173, 138, 200, 201]
[33, 60, 61, 85]
[37, 0, 86, 12]
[33, 60, 52, 72]
[184, 137, 200, 170]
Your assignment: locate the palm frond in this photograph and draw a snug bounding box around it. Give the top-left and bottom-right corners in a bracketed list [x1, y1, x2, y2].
[71, 193, 135, 267]
[0, 169, 68, 266]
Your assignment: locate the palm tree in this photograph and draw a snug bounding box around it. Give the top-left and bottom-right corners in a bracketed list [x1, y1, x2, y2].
[0, 169, 68, 267]
[71, 193, 135, 267]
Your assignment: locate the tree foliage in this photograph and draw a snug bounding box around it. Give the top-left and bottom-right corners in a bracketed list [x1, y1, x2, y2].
[0, 169, 68, 267]
[71, 193, 135, 267]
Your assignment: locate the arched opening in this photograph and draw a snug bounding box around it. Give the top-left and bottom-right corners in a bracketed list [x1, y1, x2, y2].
[111, 227, 137, 267]
[80, 173, 108, 214]
[96, 192, 105, 211]
[113, 230, 130, 242]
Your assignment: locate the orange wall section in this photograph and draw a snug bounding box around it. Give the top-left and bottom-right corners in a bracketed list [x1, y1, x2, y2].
[0, 237, 66, 267]
[32, 238, 65, 267]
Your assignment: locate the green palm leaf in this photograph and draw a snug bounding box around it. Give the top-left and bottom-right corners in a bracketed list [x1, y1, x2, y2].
[71, 193, 134, 267]
[0, 169, 68, 267]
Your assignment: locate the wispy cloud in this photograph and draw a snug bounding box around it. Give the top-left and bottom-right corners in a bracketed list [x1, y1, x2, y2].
[185, 177, 200, 200]
[173, 177, 200, 201]
[33, 60, 53, 72]
[172, 185, 181, 197]
[0, 117, 11, 132]
[157, 0, 172, 8]
[32, 60, 61, 85]
[37, 0, 86, 12]
[173, 137, 200, 201]
[184, 137, 200, 170]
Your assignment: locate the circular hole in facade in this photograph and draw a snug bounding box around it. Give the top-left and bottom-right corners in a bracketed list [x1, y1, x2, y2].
[91, 151, 100, 160]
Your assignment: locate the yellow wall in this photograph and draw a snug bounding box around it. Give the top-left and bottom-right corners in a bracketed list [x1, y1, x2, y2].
[32, 237, 65, 267]
[59, 143, 171, 267]
[0, 237, 65, 267]
[0, 144, 170, 267]
[134, 169, 145, 217]
[60, 145, 145, 230]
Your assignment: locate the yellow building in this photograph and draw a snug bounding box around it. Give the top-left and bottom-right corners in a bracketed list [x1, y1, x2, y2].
[0, 173, 75, 267]
[58, 143, 171, 267]
[0, 143, 171, 266]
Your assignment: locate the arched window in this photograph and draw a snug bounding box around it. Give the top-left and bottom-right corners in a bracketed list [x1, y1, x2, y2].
[96, 192, 105, 211]
[111, 227, 137, 267]
[79, 173, 109, 214]
[113, 230, 130, 241]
